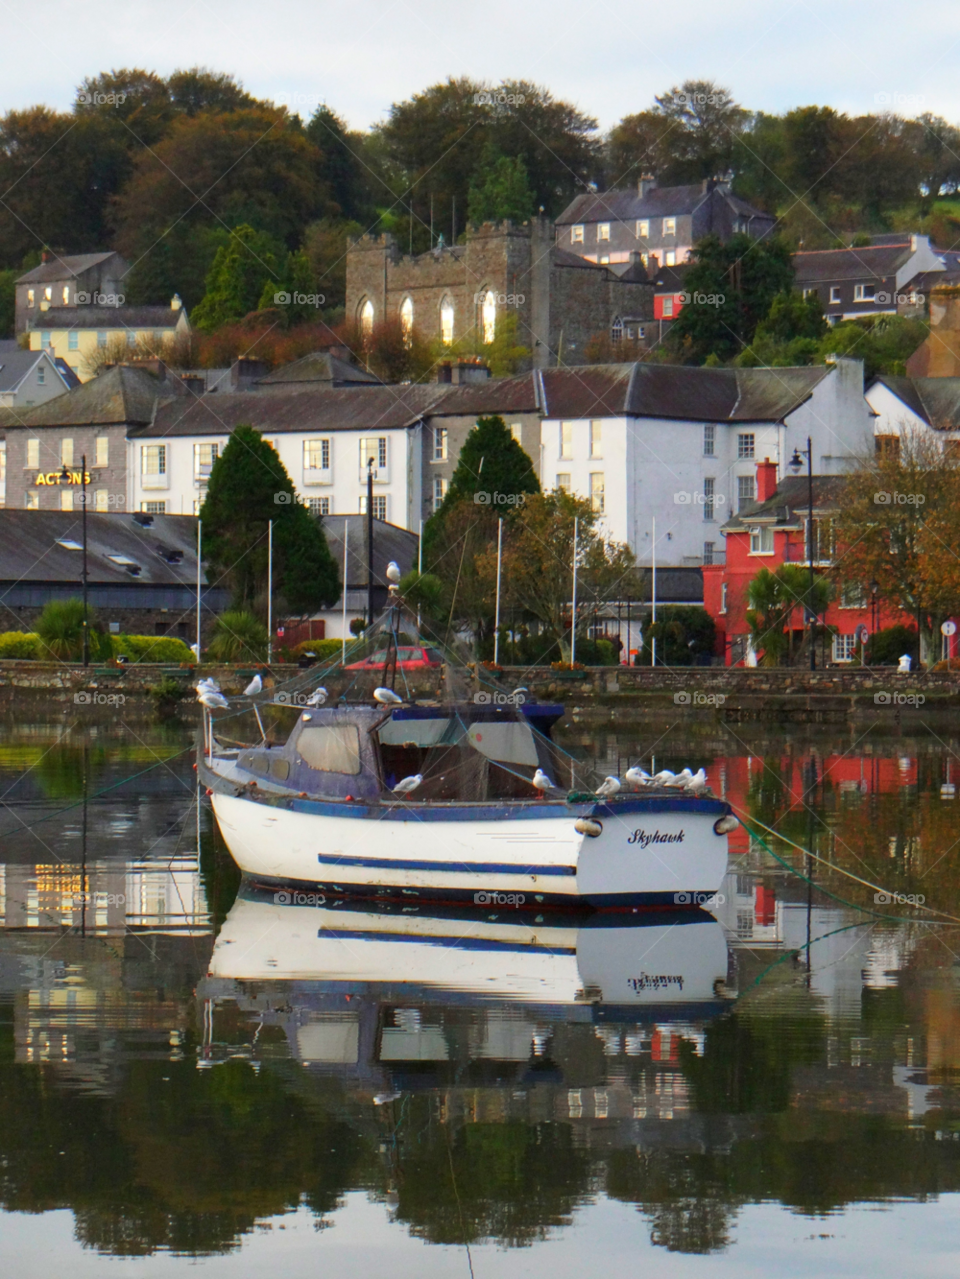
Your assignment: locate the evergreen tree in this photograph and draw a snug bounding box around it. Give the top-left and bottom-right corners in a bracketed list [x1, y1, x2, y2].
[191, 224, 281, 330]
[467, 148, 535, 225]
[199, 425, 339, 615]
[258, 248, 319, 325]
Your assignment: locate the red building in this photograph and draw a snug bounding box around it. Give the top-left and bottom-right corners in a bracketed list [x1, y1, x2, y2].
[702, 458, 950, 666]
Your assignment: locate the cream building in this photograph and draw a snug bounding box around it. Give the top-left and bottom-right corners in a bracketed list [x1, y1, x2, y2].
[28, 299, 191, 382]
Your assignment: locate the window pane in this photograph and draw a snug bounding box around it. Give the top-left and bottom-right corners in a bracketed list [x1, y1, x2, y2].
[297, 725, 361, 774]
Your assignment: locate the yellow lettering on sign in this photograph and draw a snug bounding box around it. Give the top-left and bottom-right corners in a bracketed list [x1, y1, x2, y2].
[45, 473, 59, 485]
[36, 473, 46, 486]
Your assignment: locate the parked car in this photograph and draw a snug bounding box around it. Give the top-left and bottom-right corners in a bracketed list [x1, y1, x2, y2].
[344, 645, 444, 671]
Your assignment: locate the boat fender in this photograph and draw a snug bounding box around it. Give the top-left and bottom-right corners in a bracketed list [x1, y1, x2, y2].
[714, 814, 739, 835]
[575, 817, 603, 837]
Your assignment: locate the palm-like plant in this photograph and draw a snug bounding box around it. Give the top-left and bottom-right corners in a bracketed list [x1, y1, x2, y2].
[746, 565, 832, 666]
[35, 599, 88, 661]
[207, 611, 269, 663]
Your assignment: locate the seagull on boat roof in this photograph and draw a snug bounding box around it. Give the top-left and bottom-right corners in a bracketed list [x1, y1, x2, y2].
[664, 768, 694, 788]
[533, 768, 555, 792]
[652, 769, 677, 787]
[595, 776, 621, 797]
[392, 773, 422, 795]
[386, 561, 401, 583]
[198, 688, 230, 710]
[374, 687, 403, 705]
[306, 686, 327, 706]
[243, 673, 262, 696]
[683, 768, 709, 792]
[625, 766, 652, 787]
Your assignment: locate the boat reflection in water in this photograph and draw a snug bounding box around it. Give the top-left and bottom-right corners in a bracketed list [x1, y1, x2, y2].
[201, 890, 734, 1080]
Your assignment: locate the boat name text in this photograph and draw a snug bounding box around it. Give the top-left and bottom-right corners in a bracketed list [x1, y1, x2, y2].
[627, 828, 686, 847]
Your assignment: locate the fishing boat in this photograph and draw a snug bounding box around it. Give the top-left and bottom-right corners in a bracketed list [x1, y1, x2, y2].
[198, 587, 737, 912]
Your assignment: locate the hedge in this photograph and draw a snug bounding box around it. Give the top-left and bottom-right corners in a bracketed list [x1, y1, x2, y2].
[0, 632, 194, 662]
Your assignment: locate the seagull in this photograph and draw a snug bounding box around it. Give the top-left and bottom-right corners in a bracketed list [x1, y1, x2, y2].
[625, 767, 652, 787]
[533, 768, 555, 792]
[392, 774, 422, 795]
[198, 688, 229, 710]
[196, 677, 220, 694]
[664, 768, 694, 788]
[683, 768, 709, 792]
[243, 673, 262, 696]
[511, 687, 529, 697]
[374, 687, 403, 705]
[652, 770, 677, 787]
[595, 776, 621, 797]
[386, 561, 401, 584]
[306, 686, 327, 706]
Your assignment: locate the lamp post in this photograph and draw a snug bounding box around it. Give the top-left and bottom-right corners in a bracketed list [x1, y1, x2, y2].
[870, 580, 879, 658]
[61, 453, 89, 667]
[789, 438, 816, 671]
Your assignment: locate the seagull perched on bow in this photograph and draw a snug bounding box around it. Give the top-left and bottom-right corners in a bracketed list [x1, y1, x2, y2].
[595, 776, 621, 797]
[683, 768, 709, 792]
[625, 766, 652, 788]
[198, 688, 229, 710]
[533, 768, 555, 792]
[374, 687, 403, 705]
[386, 561, 401, 584]
[664, 768, 694, 788]
[243, 673, 262, 696]
[392, 774, 422, 795]
[652, 769, 676, 787]
[306, 686, 327, 706]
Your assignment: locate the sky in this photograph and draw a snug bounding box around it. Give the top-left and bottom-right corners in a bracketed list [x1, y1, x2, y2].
[1, 0, 958, 131]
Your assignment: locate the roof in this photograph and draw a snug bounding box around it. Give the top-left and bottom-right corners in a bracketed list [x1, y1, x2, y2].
[0, 365, 164, 430]
[429, 373, 539, 418]
[321, 515, 419, 589]
[16, 253, 119, 285]
[556, 183, 773, 227]
[633, 566, 703, 604]
[793, 244, 914, 283]
[256, 351, 382, 387]
[722, 476, 847, 532]
[552, 247, 614, 271]
[650, 264, 693, 293]
[27, 305, 185, 331]
[0, 510, 210, 586]
[870, 374, 960, 430]
[0, 349, 67, 394]
[142, 383, 447, 438]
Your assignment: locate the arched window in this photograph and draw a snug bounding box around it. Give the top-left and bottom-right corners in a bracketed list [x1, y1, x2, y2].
[611, 316, 623, 344]
[440, 296, 455, 345]
[480, 290, 497, 344]
[359, 298, 374, 340]
[399, 296, 414, 347]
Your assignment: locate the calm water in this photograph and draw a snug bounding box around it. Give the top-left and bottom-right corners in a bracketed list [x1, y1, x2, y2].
[2, 709, 960, 1277]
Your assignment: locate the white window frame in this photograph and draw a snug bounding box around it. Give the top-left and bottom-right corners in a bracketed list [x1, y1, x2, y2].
[703, 541, 715, 566]
[749, 526, 775, 555]
[555, 473, 571, 491]
[36, 364, 46, 385]
[662, 297, 674, 318]
[738, 475, 756, 509]
[833, 633, 857, 663]
[433, 427, 448, 461]
[141, 444, 168, 488]
[308, 496, 331, 516]
[636, 219, 649, 239]
[597, 223, 611, 241]
[95, 436, 109, 468]
[720, 581, 727, 613]
[853, 284, 876, 302]
[433, 476, 448, 511]
[703, 477, 715, 522]
[829, 286, 841, 304]
[60, 438, 74, 467]
[559, 421, 573, 459]
[361, 493, 388, 521]
[703, 424, 716, 457]
[589, 472, 605, 513]
[589, 420, 602, 459]
[665, 249, 676, 267]
[193, 441, 220, 483]
[571, 225, 584, 244]
[26, 439, 40, 469]
[737, 432, 755, 459]
[662, 217, 676, 236]
[68, 330, 79, 351]
[303, 437, 332, 484]
[359, 436, 389, 483]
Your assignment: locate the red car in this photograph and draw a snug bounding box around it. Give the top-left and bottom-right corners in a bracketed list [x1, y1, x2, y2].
[344, 645, 444, 671]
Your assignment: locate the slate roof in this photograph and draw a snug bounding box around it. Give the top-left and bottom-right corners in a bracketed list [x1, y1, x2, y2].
[722, 476, 847, 532]
[27, 305, 185, 330]
[321, 515, 419, 590]
[429, 373, 540, 417]
[15, 253, 118, 285]
[870, 374, 960, 430]
[632, 566, 703, 604]
[0, 365, 164, 430]
[0, 349, 67, 393]
[256, 351, 382, 387]
[793, 244, 914, 283]
[650, 264, 693, 293]
[0, 510, 209, 585]
[556, 183, 772, 227]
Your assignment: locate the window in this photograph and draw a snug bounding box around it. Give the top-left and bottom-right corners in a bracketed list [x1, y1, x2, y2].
[833, 634, 857, 663]
[555, 473, 571, 491]
[703, 541, 715, 566]
[433, 476, 448, 510]
[636, 220, 649, 238]
[876, 435, 900, 458]
[589, 473, 605, 513]
[68, 330, 78, 351]
[807, 517, 834, 563]
[433, 427, 448, 461]
[841, 581, 867, 608]
[440, 296, 454, 344]
[480, 290, 497, 344]
[40, 331, 51, 349]
[662, 296, 674, 318]
[510, 423, 522, 444]
[665, 250, 676, 266]
[802, 287, 818, 299]
[44, 287, 52, 301]
[703, 424, 716, 456]
[194, 442, 219, 477]
[720, 582, 727, 613]
[361, 494, 387, 521]
[97, 331, 107, 347]
[36, 365, 45, 385]
[127, 329, 137, 347]
[142, 501, 166, 514]
[60, 489, 73, 512]
[571, 225, 584, 243]
[359, 298, 374, 339]
[737, 432, 755, 459]
[304, 438, 331, 472]
[611, 315, 623, 343]
[589, 420, 602, 458]
[829, 286, 841, 304]
[360, 436, 388, 477]
[141, 444, 167, 475]
[27, 439, 40, 469]
[399, 296, 414, 345]
[27, 288, 34, 307]
[559, 421, 573, 458]
[738, 475, 756, 508]
[308, 496, 331, 516]
[95, 436, 109, 467]
[703, 477, 715, 521]
[750, 526, 774, 554]
[597, 223, 610, 241]
[297, 724, 362, 774]
[25, 491, 38, 509]
[853, 284, 876, 302]
[60, 438, 73, 467]
[94, 489, 109, 512]
[662, 217, 676, 236]
[62, 286, 69, 304]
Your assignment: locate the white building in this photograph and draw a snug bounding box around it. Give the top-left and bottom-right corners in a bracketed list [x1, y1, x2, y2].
[537, 358, 874, 565]
[865, 374, 960, 450]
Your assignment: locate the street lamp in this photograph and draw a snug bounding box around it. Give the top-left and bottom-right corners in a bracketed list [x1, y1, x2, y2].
[870, 580, 879, 653]
[60, 453, 89, 667]
[788, 437, 816, 671]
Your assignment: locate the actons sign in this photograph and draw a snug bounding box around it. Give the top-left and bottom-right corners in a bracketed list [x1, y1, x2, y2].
[34, 471, 91, 486]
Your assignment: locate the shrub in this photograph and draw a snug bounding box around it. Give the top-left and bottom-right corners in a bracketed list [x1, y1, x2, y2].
[0, 631, 38, 659]
[283, 638, 345, 662]
[640, 606, 716, 666]
[866, 624, 919, 667]
[34, 599, 111, 661]
[112, 635, 195, 663]
[207, 611, 269, 662]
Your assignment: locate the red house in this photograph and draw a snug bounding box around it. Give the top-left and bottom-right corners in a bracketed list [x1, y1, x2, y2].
[702, 458, 948, 665]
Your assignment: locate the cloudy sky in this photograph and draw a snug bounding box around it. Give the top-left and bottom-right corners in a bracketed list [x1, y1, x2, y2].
[1, 0, 956, 129]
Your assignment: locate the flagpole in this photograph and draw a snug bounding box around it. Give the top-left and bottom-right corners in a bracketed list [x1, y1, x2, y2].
[571, 515, 578, 666]
[341, 519, 349, 663]
[267, 519, 273, 664]
[196, 518, 202, 662]
[494, 518, 503, 665]
[651, 515, 657, 668]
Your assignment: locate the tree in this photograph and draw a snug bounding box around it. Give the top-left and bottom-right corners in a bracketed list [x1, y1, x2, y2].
[736, 289, 827, 366]
[652, 81, 748, 182]
[192, 224, 282, 330]
[257, 248, 320, 326]
[305, 105, 373, 223]
[427, 414, 540, 540]
[303, 216, 364, 312]
[811, 315, 928, 379]
[746, 564, 832, 665]
[640, 606, 716, 665]
[199, 425, 339, 616]
[467, 148, 535, 225]
[0, 269, 16, 338]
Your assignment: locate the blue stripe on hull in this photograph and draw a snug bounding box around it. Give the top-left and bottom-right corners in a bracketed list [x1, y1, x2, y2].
[317, 928, 578, 955]
[289, 795, 727, 822]
[317, 852, 576, 877]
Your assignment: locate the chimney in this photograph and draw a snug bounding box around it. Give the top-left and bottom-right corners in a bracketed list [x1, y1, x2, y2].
[41, 250, 50, 264]
[452, 360, 490, 385]
[180, 373, 204, 397]
[436, 362, 452, 384]
[637, 175, 656, 199]
[137, 357, 167, 381]
[756, 457, 778, 503]
[230, 356, 270, 391]
[170, 294, 183, 310]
